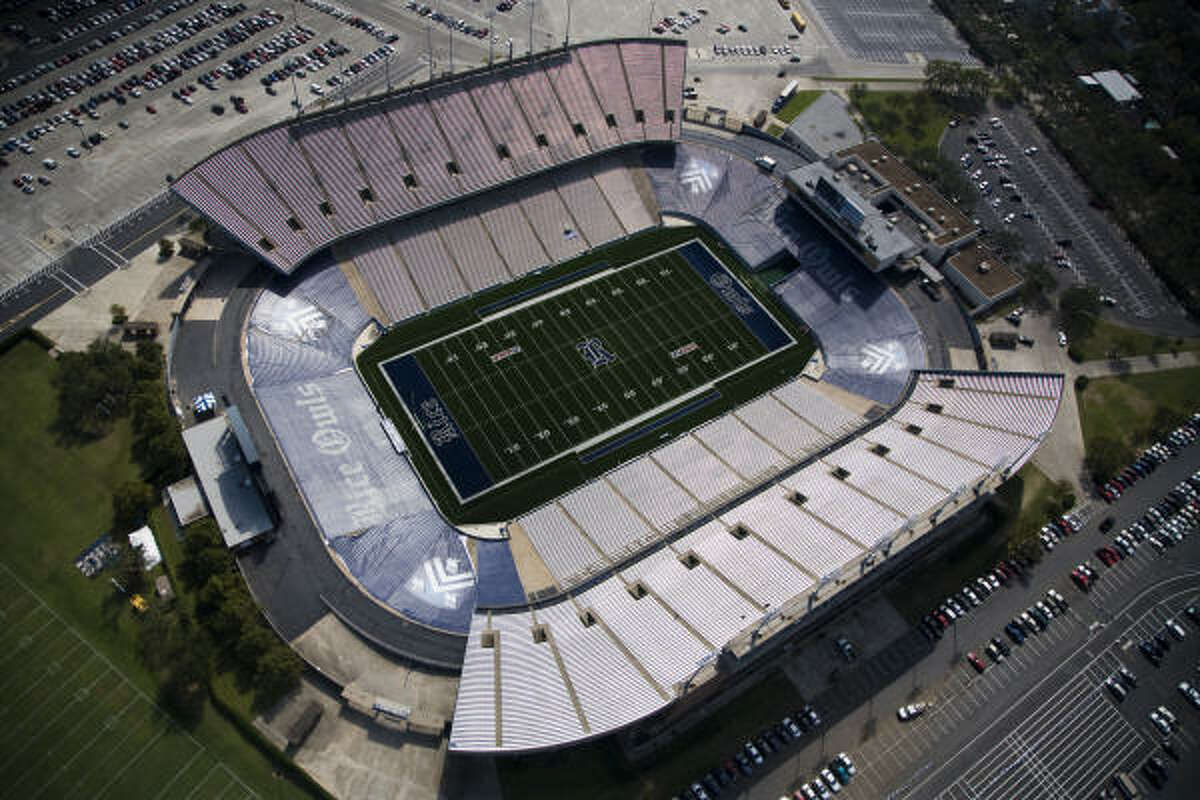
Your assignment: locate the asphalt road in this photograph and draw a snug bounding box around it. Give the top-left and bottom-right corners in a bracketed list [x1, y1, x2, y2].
[739, 443, 1200, 800]
[0, 190, 189, 344]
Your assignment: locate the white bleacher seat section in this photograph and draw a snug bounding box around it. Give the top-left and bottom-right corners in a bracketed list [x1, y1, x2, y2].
[591, 158, 657, 234]
[477, 197, 549, 276]
[491, 611, 584, 748]
[448, 617, 497, 750]
[240, 130, 338, 242]
[661, 42, 686, 135]
[346, 230, 425, 322]
[651, 435, 745, 506]
[293, 121, 375, 230]
[723, 486, 863, 578]
[620, 548, 760, 647]
[427, 85, 510, 190]
[772, 379, 860, 435]
[390, 220, 467, 309]
[824, 442, 947, 520]
[578, 578, 711, 691]
[894, 404, 1035, 471]
[692, 415, 788, 483]
[606, 458, 700, 533]
[452, 372, 1065, 754]
[195, 148, 307, 264]
[539, 599, 663, 733]
[385, 96, 462, 199]
[673, 520, 813, 609]
[436, 208, 513, 292]
[519, 503, 605, 586]
[861, 421, 986, 489]
[734, 394, 831, 459]
[619, 41, 670, 139]
[911, 376, 1058, 438]
[470, 78, 551, 175]
[781, 465, 902, 549]
[518, 177, 589, 262]
[559, 481, 654, 559]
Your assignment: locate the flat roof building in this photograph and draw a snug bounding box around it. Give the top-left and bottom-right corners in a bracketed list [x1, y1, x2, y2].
[942, 242, 1024, 313]
[181, 407, 274, 549]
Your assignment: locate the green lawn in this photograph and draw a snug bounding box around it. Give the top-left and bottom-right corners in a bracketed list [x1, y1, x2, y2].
[774, 89, 824, 124]
[851, 90, 953, 161]
[765, 122, 785, 137]
[1078, 367, 1200, 453]
[1070, 318, 1200, 362]
[0, 338, 318, 800]
[497, 669, 803, 800]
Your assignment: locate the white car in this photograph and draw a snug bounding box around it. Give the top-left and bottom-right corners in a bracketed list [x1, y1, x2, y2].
[820, 768, 841, 793]
[898, 702, 927, 721]
[1150, 710, 1171, 735]
[1057, 330, 1067, 347]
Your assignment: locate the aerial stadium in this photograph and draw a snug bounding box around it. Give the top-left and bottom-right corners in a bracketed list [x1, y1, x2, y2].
[171, 37, 1063, 755]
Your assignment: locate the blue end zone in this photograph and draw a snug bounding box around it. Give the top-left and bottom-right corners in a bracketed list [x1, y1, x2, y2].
[379, 354, 494, 500]
[678, 240, 792, 352]
[473, 539, 529, 607]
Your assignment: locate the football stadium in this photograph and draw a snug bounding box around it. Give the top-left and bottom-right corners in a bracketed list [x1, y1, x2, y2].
[172, 37, 1063, 755]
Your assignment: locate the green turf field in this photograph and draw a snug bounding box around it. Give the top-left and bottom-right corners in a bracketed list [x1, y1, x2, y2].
[0, 565, 256, 800]
[377, 238, 795, 500]
[359, 226, 815, 521]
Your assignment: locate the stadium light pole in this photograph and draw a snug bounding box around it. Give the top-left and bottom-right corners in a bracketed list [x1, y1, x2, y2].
[487, 9, 495, 66]
[563, 0, 571, 47]
[528, 0, 536, 56]
[289, 0, 302, 117]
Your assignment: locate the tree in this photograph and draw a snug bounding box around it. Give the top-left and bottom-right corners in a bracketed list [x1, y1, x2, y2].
[112, 480, 157, 533]
[1059, 286, 1101, 344]
[110, 304, 128, 325]
[158, 237, 175, 259]
[52, 338, 138, 440]
[1085, 436, 1133, 482]
[114, 539, 148, 595]
[253, 645, 304, 710]
[848, 82, 868, 107]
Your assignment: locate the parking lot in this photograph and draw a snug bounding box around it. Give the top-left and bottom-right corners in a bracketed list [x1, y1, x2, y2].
[803, 0, 976, 65]
[739, 441, 1200, 800]
[941, 107, 1191, 329]
[0, 0, 418, 293]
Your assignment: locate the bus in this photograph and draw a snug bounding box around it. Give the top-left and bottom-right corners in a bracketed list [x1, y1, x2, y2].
[772, 79, 799, 111]
[791, 12, 807, 33]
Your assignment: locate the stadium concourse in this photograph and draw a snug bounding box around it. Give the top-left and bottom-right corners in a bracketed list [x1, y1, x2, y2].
[175, 36, 1066, 756]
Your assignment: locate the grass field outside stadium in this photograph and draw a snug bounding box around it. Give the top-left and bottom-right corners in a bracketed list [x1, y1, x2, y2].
[358, 226, 816, 522]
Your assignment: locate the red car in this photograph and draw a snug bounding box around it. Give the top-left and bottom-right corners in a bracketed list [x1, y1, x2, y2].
[967, 652, 987, 673]
[1071, 567, 1091, 591]
[146, 104, 156, 113]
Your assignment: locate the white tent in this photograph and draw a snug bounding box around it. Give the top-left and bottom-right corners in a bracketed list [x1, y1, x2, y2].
[128, 526, 163, 571]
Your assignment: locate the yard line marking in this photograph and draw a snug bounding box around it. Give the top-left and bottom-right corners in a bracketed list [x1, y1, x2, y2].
[28, 694, 142, 800]
[151, 750, 206, 800]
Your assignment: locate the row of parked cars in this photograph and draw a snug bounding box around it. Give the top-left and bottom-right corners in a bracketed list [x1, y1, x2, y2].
[964, 587, 1071, 673]
[404, 2, 493, 40]
[675, 706, 834, 799]
[1, 3, 253, 127]
[1099, 414, 1200, 503]
[1039, 509, 1084, 552]
[919, 559, 1026, 642]
[302, 0, 399, 44]
[257, 38, 350, 87]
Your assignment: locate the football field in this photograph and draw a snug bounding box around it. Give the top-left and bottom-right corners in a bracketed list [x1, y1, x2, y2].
[0, 564, 256, 800]
[378, 239, 795, 501]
